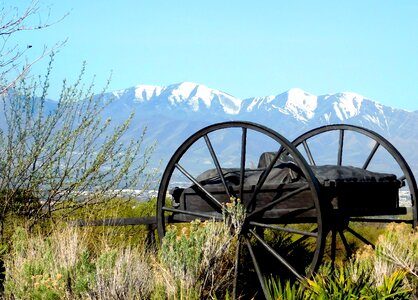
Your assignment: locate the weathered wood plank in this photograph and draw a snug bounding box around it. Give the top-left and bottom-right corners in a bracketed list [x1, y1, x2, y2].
[71, 216, 158, 227]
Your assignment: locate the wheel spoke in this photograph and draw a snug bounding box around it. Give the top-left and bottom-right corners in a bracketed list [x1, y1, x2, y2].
[337, 129, 344, 166]
[345, 226, 375, 247]
[162, 206, 222, 221]
[175, 163, 223, 209]
[331, 229, 337, 267]
[157, 121, 328, 285]
[302, 140, 316, 166]
[239, 127, 247, 202]
[232, 237, 241, 300]
[249, 229, 304, 280]
[249, 221, 318, 237]
[204, 134, 232, 199]
[248, 184, 310, 218]
[294, 227, 318, 245]
[244, 237, 269, 299]
[246, 151, 281, 210]
[338, 230, 352, 258]
[362, 141, 380, 170]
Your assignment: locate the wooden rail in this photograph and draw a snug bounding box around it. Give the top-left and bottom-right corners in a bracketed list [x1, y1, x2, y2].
[71, 216, 159, 248]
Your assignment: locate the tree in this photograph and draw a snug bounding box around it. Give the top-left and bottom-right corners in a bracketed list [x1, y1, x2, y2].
[0, 58, 155, 239]
[0, 1, 154, 239]
[0, 0, 67, 94]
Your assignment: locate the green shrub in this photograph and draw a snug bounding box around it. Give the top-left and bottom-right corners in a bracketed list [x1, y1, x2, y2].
[355, 222, 418, 296]
[266, 222, 416, 300]
[4, 216, 418, 299]
[266, 277, 305, 300]
[266, 263, 411, 300]
[304, 262, 410, 299]
[156, 219, 237, 299]
[3, 224, 153, 299]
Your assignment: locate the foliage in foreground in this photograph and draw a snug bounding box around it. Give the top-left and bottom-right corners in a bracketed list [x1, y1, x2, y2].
[3, 215, 418, 299]
[0, 58, 155, 241]
[267, 263, 410, 300]
[155, 220, 237, 299]
[2, 219, 236, 300]
[3, 224, 153, 300]
[267, 222, 417, 300]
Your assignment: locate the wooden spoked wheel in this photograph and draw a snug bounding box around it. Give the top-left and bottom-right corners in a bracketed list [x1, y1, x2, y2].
[157, 121, 325, 299]
[291, 124, 418, 262]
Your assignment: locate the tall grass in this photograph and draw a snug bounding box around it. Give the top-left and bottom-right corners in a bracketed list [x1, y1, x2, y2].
[3, 225, 154, 299]
[2, 218, 238, 299]
[155, 219, 237, 299]
[2, 203, 418, 300]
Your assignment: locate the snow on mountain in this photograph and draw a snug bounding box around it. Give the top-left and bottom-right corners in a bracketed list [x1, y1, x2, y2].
[324, 92, 364, 120]
[242, 88, 388, 125]
[238, 87, 399, 138]
[242, 88, 318, 122]
[284, 88, 318, 120]
[104, 83, 418, 177]
[163, 82, 241, 114]
[3, 82, 417, 178]
[112, 82, 241, 115]
[134, 85, 163, 101]
[102, 82, 418, 144]
[111, 83, 390, 127]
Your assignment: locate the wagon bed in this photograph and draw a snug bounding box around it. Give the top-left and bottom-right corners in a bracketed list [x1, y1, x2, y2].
[171, 162, 404, 223]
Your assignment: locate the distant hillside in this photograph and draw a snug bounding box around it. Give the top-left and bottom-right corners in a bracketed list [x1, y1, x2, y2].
[97, 82, 418, 176]
[3, 82, 418, 182]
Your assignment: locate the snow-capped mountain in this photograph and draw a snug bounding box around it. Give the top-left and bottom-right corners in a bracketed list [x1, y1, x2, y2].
[95, 82, 418, 178]
[108, 82, 397, 127]
[242, 88, 319, 121]
[105, 82, 402, 135]
[240, 88, 390, 131]
[2, 82, 417, 179]
[111, 82, 241, 116]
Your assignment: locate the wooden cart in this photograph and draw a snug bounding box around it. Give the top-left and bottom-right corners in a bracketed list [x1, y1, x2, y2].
[156, 121, 417, 298]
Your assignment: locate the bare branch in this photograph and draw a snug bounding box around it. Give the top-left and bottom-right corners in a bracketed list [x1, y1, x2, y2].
[0, 1, 68, 36]
[0, 1, 68, 95]
[0, 40, 66, 95]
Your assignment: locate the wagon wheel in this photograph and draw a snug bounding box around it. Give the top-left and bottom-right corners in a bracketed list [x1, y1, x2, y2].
[291, 124, 418, 262]
[157, 121, 325, 299]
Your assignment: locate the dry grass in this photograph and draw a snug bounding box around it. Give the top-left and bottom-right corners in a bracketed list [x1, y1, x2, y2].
[155, 219, 238, 299]
[3, 211, 417, 299]
[355, 222, 418, 296]
[88, 246, 153, 299]
[3, 224, 154, 300]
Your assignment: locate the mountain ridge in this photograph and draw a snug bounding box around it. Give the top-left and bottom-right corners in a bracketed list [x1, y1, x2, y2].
[99, 82, 418, 177]
[3, 82, 416, 178]
[111, 82, 410, 122]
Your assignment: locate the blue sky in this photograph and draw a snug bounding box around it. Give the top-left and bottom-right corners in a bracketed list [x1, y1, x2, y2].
[9, 0, 418, 111]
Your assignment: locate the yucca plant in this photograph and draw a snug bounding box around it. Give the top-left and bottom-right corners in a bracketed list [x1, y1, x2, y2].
[266, 277, 305, 300]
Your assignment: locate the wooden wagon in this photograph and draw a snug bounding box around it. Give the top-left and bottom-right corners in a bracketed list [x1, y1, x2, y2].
[156, 121, 417, 298]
